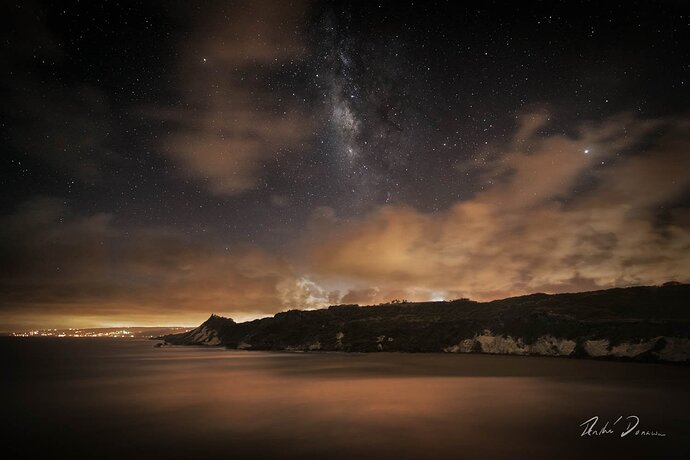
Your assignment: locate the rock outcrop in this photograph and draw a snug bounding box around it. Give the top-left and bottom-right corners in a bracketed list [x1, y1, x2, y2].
[163, 283, 690, 363]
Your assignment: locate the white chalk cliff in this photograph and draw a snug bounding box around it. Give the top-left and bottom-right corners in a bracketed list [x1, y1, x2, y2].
[443, 330, 689, 362]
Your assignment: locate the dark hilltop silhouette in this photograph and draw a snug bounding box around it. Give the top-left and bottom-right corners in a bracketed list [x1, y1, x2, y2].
[163, 283, 690, 363]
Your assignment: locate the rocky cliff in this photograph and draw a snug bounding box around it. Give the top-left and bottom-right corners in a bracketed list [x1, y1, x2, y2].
[163, 283, 690, 362]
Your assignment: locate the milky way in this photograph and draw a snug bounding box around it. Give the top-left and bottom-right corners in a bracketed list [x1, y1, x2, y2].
[1, 0, 689, 329]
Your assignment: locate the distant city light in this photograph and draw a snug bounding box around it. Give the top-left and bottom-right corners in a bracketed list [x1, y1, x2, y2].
[10, 327, 189, 338]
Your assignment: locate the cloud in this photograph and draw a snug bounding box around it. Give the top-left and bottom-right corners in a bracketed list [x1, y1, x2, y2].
[278, 277, 340, 310]
[151, 0, 312, 195]
[0, 197, 322, 329]
[339, 287, 380, 304]
[307, 113, 690, 301]
[3, 112, 689, 329]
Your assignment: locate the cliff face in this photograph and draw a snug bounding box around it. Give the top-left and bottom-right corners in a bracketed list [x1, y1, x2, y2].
[162, 314, 234, 346]
[163, 283, 690, 362]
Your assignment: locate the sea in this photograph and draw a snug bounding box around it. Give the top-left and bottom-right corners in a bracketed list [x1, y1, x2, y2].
[1, 337, 688, 459]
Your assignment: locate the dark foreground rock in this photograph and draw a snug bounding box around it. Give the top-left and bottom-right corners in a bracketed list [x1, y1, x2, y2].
[163, 283, 690, 363]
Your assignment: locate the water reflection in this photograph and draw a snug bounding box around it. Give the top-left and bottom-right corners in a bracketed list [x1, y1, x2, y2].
[2, 338, 688, 459]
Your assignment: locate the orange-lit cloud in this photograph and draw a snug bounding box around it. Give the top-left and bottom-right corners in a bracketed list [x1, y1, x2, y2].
[150, 0, 312, 195]
[0, 197, 333, 330]
[307, 113, 690, 302]
[2, 113, 689, 330]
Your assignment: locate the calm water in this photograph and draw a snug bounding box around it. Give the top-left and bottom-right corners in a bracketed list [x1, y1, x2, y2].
[2, 338, 689, 459]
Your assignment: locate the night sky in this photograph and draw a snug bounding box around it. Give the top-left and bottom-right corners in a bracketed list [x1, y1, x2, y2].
[2, 0, 689, 330]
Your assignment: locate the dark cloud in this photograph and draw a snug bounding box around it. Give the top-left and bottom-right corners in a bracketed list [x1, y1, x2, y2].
[5, 112, 688, 330]
[0, 198, 328, 329]
[149, 0, 313, 196]
[307, 114, 690, 301]
[1, 1, 689, 329]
